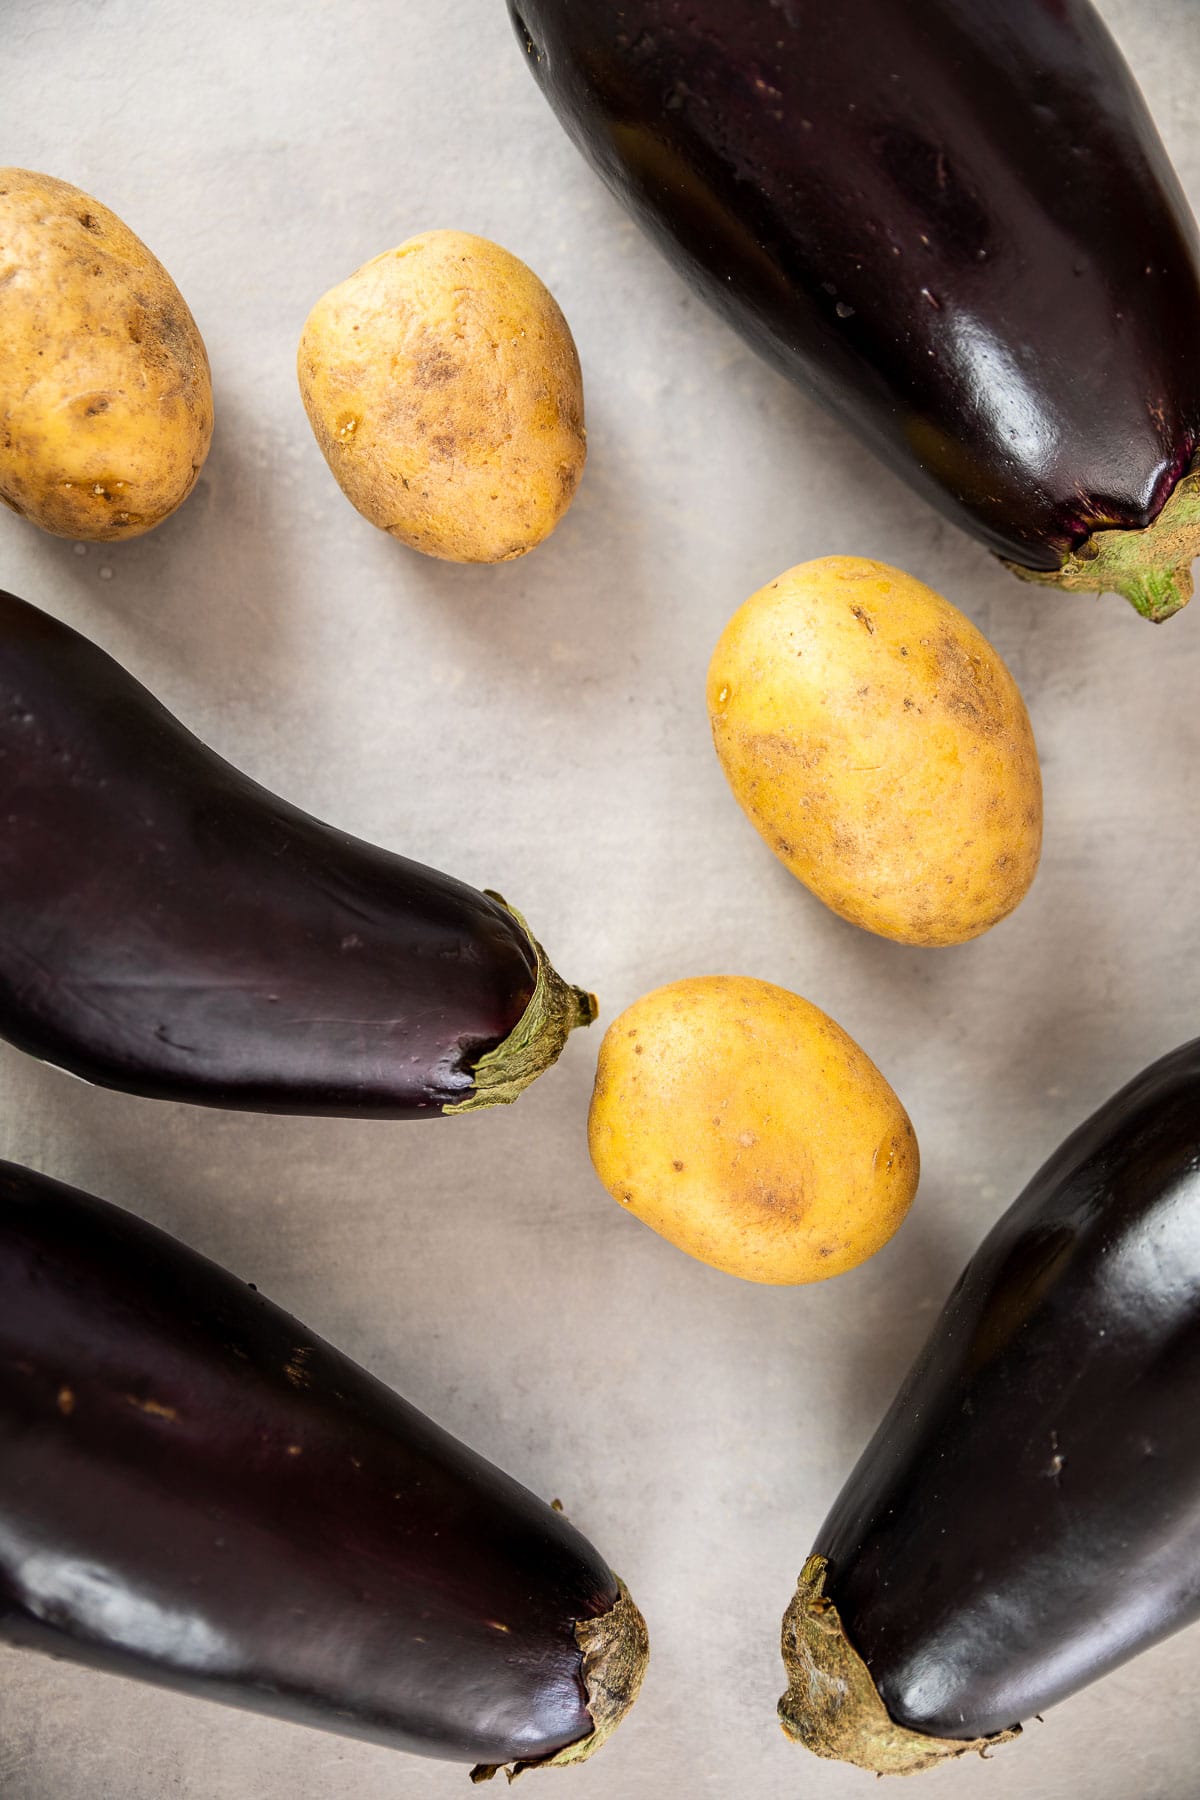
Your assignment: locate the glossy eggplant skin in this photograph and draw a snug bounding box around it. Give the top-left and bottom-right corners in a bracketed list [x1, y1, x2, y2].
[0, 1160, 621, 1766]
[812, 1037, 1200, 1742]
[0, 588, 572, 1116]
[513, 0, 1200, 571]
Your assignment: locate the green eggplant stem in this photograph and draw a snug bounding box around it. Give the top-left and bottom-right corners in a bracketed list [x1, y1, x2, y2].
[1003, 457, 1200, 623]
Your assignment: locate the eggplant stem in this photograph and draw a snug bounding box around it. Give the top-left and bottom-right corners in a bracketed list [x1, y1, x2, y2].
[470, 1576, 649, 1783]
[445, 893, 597, 1114]
[1002, 457, 1200, 623]
[778, 1555, 1020, 1777]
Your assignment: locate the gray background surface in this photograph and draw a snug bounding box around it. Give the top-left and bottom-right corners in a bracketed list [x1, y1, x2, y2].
[1, 2, 1198, 1795]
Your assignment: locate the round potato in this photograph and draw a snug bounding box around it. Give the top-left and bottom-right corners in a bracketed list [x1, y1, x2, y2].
[0, 169, 212, 541]
[297, 230, 585, 563]
[588, 975, 918, 1285]
[707, 557, 1042, 947]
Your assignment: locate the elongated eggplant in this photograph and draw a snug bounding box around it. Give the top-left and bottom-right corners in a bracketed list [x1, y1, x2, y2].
[0, 588, 593, 1115]
[512, 0, 1200, 620]
[0, 1160, 647, 1776]
[778, 1037, 1200, 1774]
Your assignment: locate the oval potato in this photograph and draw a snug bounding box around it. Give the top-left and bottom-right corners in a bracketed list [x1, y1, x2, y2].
[588, 975, 918, 1284]
[0, 169, 212, 541]
[707, 557, 1042, 947]
[297, 230, 585, 563]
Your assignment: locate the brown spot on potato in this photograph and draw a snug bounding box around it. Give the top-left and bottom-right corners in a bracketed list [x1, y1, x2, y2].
[740, 728, 822, 772]
[745, 1182, 809, 1226]
[412, 343, 458, 388]
[932, 630, 1002, 732]
[672, 1160, 685, 1172]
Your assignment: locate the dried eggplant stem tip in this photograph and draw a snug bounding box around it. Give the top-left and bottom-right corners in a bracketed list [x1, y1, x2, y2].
[778, 1555, 1020, 1777]
[447, 892, 597, 1115]
[471, 1576, 649, 1783]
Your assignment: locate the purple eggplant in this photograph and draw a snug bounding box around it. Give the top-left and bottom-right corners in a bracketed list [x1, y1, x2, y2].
[0, 1159, 647, 1776]
[511, 0, 1200, 620]
[0, 588, 594, 1115]
[779, 1037, 1200, 1774]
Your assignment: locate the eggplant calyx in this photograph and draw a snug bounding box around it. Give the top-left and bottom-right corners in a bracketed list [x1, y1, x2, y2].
[446, 893, 598, 1114]
[778, 1555, 1020, 1777]
[1002, 458, 1200, 623]
[470, 1576, 650, 1783]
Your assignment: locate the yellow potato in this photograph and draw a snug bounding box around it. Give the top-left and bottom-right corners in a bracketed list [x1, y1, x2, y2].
[297, 230, 585, 563]
[0, 170, 212, 541]
[707, 557, 1042, 947]
[588, 976, 918, 1284]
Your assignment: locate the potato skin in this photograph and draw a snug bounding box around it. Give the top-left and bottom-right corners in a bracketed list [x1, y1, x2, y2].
[707, 557, 1043, 947]
[297, 231, 586, 563]
[0, 170, 212, 541]
[588, 976, 918, 1285]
